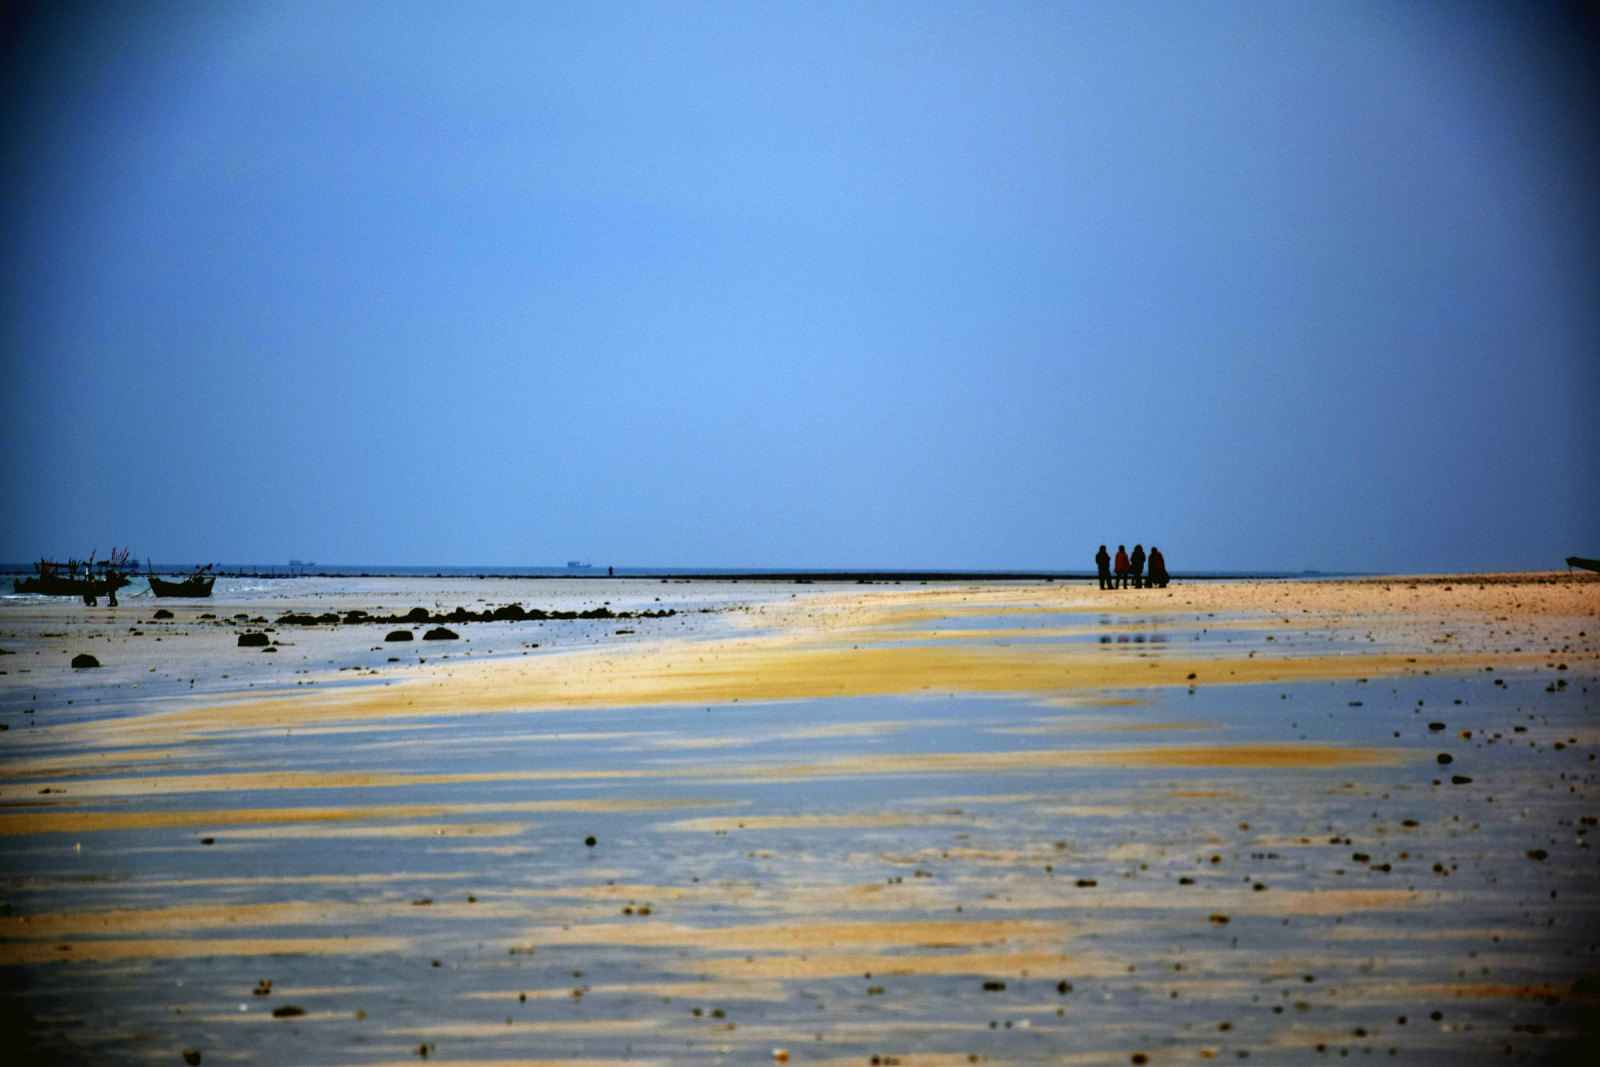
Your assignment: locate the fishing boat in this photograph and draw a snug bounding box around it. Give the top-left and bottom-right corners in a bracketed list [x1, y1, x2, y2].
[1567, 556, 1600, 574]
[148, 565, 215, 598]
[13, 551, 134, 597]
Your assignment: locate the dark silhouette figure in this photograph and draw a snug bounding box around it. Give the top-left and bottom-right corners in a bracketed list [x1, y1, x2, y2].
[1130, 544, 1146, 589]
[1148, 546, 1169, 588]
[1095, 545, 1112, 589]
[1113, 545, 1130, 589]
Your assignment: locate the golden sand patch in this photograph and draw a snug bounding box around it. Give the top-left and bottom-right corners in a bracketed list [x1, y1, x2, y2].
[659, 813, 984, 833]
[335, 1062, 640, 1067]
[0, 797, 718, 835]
[218, 821, 528, 839]
[135, 872, 478, 889]
[57, 638, 1514, 744]
[0, 898, 524, 940]
[0, 936, 408, 965]
[828, 626, 1097, 644]
[0, 747, 210, 779]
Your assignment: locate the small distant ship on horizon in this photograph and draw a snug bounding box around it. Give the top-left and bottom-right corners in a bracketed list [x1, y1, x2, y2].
[566, 560, 593, 570]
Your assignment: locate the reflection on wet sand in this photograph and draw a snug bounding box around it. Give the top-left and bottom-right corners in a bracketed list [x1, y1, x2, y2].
[2, 574, 1597, 1063]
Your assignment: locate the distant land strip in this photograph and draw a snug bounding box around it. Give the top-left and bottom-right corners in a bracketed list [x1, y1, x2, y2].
[1, 564, 1379, 582]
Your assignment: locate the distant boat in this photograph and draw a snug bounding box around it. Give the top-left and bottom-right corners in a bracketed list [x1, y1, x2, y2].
[1567, 556, 1599, 574]
[566, 560, 593, 569]
[149, 566, 215, 598]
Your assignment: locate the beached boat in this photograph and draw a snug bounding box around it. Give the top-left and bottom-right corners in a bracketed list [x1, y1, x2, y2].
[148, 566, 215, 597]
[13, 554, 133, 597]
[1567, 556, 1600, 574]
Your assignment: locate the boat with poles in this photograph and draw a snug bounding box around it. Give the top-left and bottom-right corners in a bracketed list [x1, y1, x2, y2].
[13, 550, 134, 598]
[147, 564, 215, 598]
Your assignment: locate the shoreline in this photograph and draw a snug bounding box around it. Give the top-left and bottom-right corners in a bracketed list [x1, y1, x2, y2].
[2, 572, 1597, 1063]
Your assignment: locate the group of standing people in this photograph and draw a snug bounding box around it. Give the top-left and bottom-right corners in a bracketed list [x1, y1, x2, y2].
[1095, 544, 1168, 589]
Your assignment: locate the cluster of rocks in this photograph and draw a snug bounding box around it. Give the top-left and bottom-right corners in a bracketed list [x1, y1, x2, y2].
[386, 627, 458, 642]
[272, 604, 678, 626]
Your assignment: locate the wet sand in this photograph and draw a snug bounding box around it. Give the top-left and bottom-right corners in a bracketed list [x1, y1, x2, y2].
[1, 573, 1597, 1064]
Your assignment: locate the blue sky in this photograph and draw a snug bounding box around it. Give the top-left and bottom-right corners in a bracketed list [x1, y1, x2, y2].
[2, 1, 1596, 572]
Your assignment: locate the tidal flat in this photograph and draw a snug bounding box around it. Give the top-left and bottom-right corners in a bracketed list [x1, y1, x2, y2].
[1, 574, 1597, 1065]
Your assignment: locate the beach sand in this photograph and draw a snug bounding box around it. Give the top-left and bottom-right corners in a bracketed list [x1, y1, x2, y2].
[1, 573, 1597, 1064]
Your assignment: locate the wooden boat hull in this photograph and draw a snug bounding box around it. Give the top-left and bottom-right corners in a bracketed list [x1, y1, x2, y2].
[14, 574, 130, 597]
[1567, 556, 1600, 574]
[148, 575, 216, 598]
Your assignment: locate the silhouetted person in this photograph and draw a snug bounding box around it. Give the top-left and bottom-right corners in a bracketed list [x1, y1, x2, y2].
[1113, 545, 1129, 589]
[1130, 544, 1146, 589]
[1148, 546, 1169, 588]
[1095, 545, 1112, 589]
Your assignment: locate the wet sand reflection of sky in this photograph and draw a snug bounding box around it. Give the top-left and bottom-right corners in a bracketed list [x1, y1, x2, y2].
[1, 579, 1597, 1063]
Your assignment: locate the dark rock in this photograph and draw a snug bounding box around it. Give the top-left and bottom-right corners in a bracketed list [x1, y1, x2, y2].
[386, 630, 414, 642]
[237, 632, 269, 647]
[183, 1051, 202, 1065]
[271, 1005, 305, 1018]
[422, 627, 458, 641]
[584, 836, 597, 847]
[1436, 753, 1453, 764]
[406, 607, 431, 621]
[1428, 722, 1446, 731]
[1451, 775, 1472, 784]
[153, 609, 174, 620]
[70, 653, 100, 669]
[1527, 849, 1549, 861]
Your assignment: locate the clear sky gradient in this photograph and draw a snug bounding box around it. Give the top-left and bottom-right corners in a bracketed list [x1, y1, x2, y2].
[2, 1, 1596, 573]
